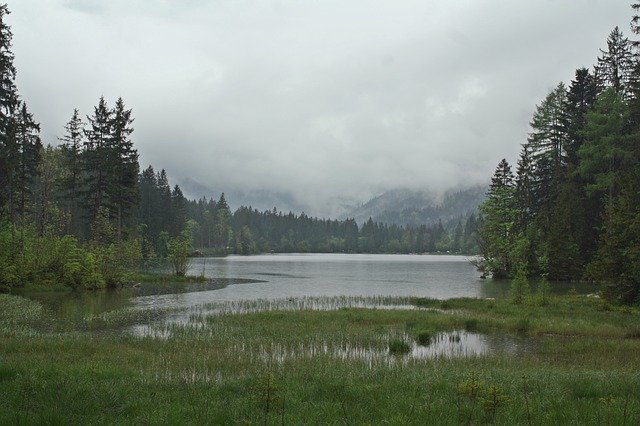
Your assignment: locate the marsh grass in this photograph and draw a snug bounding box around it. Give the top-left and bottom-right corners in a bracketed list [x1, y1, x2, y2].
[416, 329, 434, 346]
[1, 293, 640, 423]
[388, 339, 412, 355]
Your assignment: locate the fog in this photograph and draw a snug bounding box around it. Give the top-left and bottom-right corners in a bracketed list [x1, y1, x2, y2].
[7, 0, 633, 216]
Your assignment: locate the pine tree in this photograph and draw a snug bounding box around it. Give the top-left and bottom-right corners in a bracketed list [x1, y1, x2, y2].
[578, 88, 629, 200]
[213, 193, 231, 251]
[83, 96, 114, 225]
[526, 83, 571, 221]
[566, 68, 598, 166]
[632, 3, 640, 41]
[515, 146, 534, 229]
[170, 185, 187, 236]
[35, 145, 67, 235]
[156, 169, 172, 233]
[0, 4, 19, 214]
[13, 102, 42, 222]
[595, 27, 636, 99]
[546, 180, 586, 280]
[587, 167, 640, 303]
[59, 109, 84, 235]
[478, 159, 519, 278]
[137, 165, 157, 233]
[110, 98, 139, 238]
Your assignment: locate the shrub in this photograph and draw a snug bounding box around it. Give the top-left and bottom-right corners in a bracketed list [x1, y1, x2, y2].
[440, 300, 453, 310]
[464, 318, 479, 331]
[168, 222, 195, 277]
[510, 268, 530, 305]
[388, 339, 412, 355]
[415, 330, 434, 346]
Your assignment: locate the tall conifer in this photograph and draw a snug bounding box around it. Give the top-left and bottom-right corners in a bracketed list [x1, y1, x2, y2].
[0, 4, 18, 214]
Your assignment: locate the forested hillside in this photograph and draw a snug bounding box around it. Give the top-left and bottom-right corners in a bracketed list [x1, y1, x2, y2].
[477, 18, 640, 303]
[348, 186, 485, 227]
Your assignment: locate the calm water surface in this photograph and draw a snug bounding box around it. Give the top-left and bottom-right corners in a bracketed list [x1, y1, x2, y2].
[136, 254, 491, 310]
[134, 253, 594, 311]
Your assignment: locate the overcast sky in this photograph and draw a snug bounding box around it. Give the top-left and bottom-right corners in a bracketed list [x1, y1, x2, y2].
[6, 0, 634, 216]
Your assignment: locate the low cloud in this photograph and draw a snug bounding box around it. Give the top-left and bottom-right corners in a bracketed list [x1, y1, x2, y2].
[8, 0, 633, 216]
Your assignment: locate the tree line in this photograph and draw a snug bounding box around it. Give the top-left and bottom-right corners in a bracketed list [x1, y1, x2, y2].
[478, 5, 640, 303]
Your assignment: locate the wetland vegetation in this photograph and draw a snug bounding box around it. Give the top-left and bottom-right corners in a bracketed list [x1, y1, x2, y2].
[1, 292, 640, 424]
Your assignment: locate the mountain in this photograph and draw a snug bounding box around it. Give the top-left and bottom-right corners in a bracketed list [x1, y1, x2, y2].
[177, 177, 309, 213]
[346, 185, 486, 227]
[179, 176, 486, 226]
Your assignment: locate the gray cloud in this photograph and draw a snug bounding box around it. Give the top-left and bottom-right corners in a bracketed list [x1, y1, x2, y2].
[7, 0, 633, 216]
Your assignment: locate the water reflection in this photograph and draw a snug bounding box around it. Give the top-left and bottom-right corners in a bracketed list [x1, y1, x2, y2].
[134, 254, 597, 311]
[251, 331, 536, 366]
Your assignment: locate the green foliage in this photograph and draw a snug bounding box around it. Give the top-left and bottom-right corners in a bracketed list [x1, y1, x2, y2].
[479, 159, 520, 278]
[93, 238, 142, 287]
[234, 225, 256, 255]
[578, 89, 630, 198]
[0, 220, 146, 291]
[0, 221, 109, 291]
[586, 169, 640, 304]
[168, 222, 194, 277]
[510, 268, 530, 305]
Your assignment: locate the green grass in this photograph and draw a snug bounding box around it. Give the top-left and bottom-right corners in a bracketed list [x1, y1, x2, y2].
[1, 293, 640, 424]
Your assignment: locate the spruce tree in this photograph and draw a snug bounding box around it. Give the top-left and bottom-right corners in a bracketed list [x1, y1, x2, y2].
[170, 185, 187, 236]
[578, 89, 629, 200]
[83, 96, 114, 225]
[515, 146, 534, 229]
[156, 169, 172, 233]
[59, 109, 84, 235]
[478, 160, 519, 278]
[110, 97, 138, 238]
[13, 102, 42, 222]
[587, 167, 640, 303]
[527, 83, 571, 221]
[566, 68, 598, 166]
[0, 4, 18, 214]
[595, 27, 635, 99]
[214, 193, 231, 251]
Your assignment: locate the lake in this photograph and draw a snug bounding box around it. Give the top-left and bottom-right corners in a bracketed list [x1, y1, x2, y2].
[136, 254, 486, 310]
[25, 253, 595, 336]
[133, 253, 592, 311]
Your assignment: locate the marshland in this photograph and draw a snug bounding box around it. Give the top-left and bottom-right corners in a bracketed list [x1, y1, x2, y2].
[2, 255, 640, 424]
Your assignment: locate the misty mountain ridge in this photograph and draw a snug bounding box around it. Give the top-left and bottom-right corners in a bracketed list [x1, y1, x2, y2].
[178, 177, 306, 213]
[345, 186, 487, 227]
[179, 176, 486, 227]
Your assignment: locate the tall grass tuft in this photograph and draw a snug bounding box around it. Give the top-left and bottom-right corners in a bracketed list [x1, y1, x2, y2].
[537, 277, 551, 306]
[516, 317, 531, 335]
[388, 339, 412, 355]
[464, 318, 479, 332]
[415, 330, 434, 346]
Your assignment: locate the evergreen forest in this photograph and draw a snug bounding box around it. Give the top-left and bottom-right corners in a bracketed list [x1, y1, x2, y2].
[477, 13, 640, 303]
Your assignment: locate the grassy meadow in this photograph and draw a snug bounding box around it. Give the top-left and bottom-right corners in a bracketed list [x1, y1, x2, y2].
[1, 292, 640, 424]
